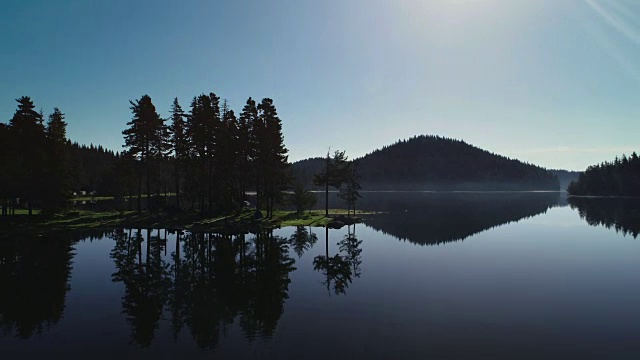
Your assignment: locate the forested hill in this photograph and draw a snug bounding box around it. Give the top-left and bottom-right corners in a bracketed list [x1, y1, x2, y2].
[292, 135, 560, 191]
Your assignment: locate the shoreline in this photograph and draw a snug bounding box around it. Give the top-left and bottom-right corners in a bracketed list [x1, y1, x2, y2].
[0, 209, 372, 236]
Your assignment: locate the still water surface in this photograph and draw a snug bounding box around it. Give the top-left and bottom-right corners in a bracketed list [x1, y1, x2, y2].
[1, 193, 639, 359]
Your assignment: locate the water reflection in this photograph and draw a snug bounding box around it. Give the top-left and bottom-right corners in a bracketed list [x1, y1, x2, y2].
[0, 235, 74, 338]
[569, 197, 640, 238]
[109, 229, 296, 349]
[313, 225, 363, 295]
[110, 229, 170, 346]
[364, 192, 562, 245]
[288, 226, 318, 258]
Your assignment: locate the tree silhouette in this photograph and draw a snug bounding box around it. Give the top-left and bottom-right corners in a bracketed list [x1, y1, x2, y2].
[42, 108, 71, 213]
[0, 123, 13, 215]
[568, 152, 640, 196]
[9, 96, 47, 215]
[237, 98, 256, 204]
[122, 95, 167, 212]
[185, 93, 222, 212]
[1, 90, 291, 217]
[338, 163, 362, 217]
[253, 98, 289, 218]
[291, 184, 317, 215]
[168, 98, 188, 209]
[313, 150, 350, 216]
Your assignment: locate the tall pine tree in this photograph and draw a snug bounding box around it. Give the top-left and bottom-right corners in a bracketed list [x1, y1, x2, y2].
[256, 98, 289, 218]
[42, 108, 71, 214]
[122, 95, 165, 212]
[169, 98, 188, 209]
[237, 98, 257, 202]
[9, 96, 47, 215]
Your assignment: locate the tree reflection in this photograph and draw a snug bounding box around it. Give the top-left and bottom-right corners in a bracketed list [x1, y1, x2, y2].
[569, 197, 640, 238]
[339, 225, 363, 278]
[313, 225, 363, 295]
[288, 226, 318, 258]
[0, 234, 74, 339]
[110, 228, 296, 349]
[110, 229, 171, 347]
[240, 231, 296, 340]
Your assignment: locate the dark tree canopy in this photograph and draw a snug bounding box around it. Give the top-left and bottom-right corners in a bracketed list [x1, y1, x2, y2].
[567, 153, 640, 196]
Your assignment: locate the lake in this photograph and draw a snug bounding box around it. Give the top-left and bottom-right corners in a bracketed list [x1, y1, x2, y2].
[1, 193, 639, 359]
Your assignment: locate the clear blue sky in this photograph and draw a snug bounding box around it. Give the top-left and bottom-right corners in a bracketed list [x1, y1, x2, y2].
[1, 0, 639, 171]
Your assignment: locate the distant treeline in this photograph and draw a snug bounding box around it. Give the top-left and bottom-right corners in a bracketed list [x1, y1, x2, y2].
[67, 143, 121, 194]
[293, 135, 560, 191]
[567, 153, 640, 196]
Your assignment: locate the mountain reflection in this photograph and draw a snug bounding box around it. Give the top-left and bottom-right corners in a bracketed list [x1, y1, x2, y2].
[0, 235, 74, 338]
[109, 229, 296, 349]
[363, 192, 562, 245]
[569, 197, 640, 238]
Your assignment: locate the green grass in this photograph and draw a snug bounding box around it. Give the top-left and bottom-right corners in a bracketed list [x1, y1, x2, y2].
[72, 196, 114, 201]
[72, 193, 177, 202]
[11, 209, 42, 215]
[1, 207, 376, 236]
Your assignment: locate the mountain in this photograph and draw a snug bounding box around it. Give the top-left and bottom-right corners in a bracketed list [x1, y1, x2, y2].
[292, 135, 560, 191]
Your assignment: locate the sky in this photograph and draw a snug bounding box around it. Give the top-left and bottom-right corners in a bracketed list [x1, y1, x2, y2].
[1, 0, 640, 171]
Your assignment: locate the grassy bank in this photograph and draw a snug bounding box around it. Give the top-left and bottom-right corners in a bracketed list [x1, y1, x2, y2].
[0, 208, 375, 235]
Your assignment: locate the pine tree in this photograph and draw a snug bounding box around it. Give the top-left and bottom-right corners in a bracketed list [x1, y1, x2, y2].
[313, 150, 350, 216]
[338, 162, 362, 217]
[9, 96, 47, 215]
[186, 93, 221, 211]
[256, 98, 289, 218]
[122, 95, 165, 212]
[237, 98, 257, 203]
[42, 108, 71, 214]
[217, 100, 240, 210]
[169, 98, 188, 209]
[0, 123, 11, 215]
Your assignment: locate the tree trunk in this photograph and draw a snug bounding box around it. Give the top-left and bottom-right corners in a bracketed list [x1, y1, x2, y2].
[325, 181, 329, 217]
[325, 226, 329, 258]
[146, 162, 151, 213]
[175, 232, 180, 280]
[207, 159, 212, 213]
[137, 169, 142, 213]
[325, 154, 330, 217]
[175, 167, 180, 209]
